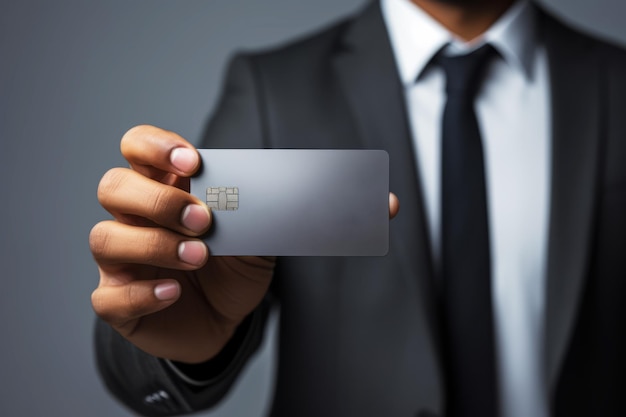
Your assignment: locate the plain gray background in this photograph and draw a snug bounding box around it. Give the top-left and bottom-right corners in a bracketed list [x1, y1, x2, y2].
[1, 1, 625, 416]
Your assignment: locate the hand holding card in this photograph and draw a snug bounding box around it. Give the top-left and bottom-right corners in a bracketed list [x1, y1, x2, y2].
[90, 125, 395, 366]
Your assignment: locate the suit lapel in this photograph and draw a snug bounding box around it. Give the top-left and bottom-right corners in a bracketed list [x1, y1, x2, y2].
[540, 10, 603, 389]
[331, 0, 442, 396]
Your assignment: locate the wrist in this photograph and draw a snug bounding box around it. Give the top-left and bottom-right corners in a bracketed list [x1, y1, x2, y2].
[165, 312, 254, 384]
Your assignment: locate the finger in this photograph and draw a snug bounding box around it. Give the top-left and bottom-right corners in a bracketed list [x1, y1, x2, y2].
[97, 167, 211, 235]
[90, 221, 209, 270]
[91, 279, 181, 331]
[389, 192, 400, 219]
[120, 125, 200, 179]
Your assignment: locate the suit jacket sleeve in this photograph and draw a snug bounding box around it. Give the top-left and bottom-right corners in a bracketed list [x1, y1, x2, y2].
[94, 54, 274, 416]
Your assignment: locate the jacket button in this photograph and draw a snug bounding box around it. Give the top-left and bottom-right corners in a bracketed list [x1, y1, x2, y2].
[144, 389, 170, 405]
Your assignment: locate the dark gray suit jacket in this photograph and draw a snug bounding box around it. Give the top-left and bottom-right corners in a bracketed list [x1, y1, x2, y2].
[96, 2, 626, 416]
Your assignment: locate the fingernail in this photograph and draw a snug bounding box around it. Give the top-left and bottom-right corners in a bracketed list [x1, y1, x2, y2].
[181, 204, 210, 233]
[154, 282, 180, 301]
[178, 241, 207, 266]
[170, 148, 198, 173]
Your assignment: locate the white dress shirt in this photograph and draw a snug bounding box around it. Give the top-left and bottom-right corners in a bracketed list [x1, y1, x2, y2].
[381, 1, 551, 416]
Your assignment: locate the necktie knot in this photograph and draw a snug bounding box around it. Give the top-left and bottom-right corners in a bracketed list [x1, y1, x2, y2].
[437, 44, 496, 98]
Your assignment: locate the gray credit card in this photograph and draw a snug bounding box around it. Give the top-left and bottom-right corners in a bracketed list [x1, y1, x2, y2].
[190, 149, 389, 256]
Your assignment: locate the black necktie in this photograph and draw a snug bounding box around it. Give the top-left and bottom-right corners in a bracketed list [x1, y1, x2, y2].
[438, 44, 498, 417]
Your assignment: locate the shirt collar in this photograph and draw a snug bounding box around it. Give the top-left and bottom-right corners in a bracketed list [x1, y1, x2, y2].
[381, 0, 538, 85]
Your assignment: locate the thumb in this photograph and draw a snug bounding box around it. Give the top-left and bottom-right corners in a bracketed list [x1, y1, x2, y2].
[91, 279, 181, 331]
[389, 192, 400, 219]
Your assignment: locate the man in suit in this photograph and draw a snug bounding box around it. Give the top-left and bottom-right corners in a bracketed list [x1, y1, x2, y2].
[90, 0, 626, 416]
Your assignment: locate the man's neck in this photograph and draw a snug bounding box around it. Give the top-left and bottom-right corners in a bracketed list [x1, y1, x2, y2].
[410, 0, 516, 41]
